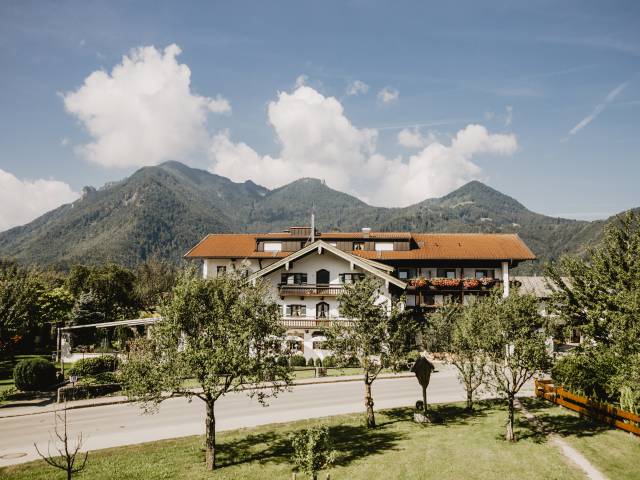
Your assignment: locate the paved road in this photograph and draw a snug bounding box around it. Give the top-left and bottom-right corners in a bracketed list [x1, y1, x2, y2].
[0, 365, 527, 467]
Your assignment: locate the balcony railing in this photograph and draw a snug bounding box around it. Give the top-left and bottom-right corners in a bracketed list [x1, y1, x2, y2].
[405, 278, 504, 291]
[280, 316, 353, 328]
[278, 283, 343, 297]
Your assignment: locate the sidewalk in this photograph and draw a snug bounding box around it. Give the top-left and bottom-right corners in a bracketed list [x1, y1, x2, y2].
[0, 371, 415, 419]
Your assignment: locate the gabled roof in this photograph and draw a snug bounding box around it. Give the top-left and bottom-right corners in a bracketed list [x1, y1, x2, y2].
[248, 240, 407, 289]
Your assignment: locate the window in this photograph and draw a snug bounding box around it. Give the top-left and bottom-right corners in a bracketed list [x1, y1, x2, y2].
[437, 269, 456, 279]
[312, 341, 326, 350]
[353, 242, 365, 251]
[339, 273, 365, 284]
[286, 305, 306, 317]
[263, 242, 282, 252]
[475, 269, 494, 279]
[316, 269, 330, 285]
[216, 266, 226, 276]
[316, 302, 330, 318]
[375, 242, 394, 251]
[398, 268, 416, 280]
[281, 273, 308, 285]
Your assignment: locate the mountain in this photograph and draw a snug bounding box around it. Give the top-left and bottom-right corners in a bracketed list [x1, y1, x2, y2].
[0, 161, 627, 271]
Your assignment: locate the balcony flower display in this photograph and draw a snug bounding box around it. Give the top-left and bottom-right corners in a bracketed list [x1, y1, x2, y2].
[479, 277, 496, 287]
[430, 278, 462, 288]
[462, 278, 480, 289]
[409, 277, 428, 288]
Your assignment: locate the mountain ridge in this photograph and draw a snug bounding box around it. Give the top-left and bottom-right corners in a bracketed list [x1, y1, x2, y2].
[0, 161, 627, 272]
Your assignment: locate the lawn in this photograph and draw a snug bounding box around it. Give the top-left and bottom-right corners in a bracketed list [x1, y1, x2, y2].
[1, 399, 612, 480]
[522, 398, 640, 480]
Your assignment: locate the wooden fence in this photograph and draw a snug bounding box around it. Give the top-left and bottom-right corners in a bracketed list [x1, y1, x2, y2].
[535, 378, 640, 436]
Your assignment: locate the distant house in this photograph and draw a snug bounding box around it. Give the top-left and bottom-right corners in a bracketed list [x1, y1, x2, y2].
[185, 226, 536, 360]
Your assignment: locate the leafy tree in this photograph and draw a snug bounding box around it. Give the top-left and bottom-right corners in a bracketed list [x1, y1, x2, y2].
[291, 425, 336, 480]
[546, 211, 640, 406]
[480, 291, 551, 441]
[120, 267, 291, 470]
[69, 291, 105, 346]
[66, 264, 140, 323]
[325, 276, 413, 428]
[0, 261, 42, 358]
[425, 299, 488, 410]
[134, 258, 177, 312]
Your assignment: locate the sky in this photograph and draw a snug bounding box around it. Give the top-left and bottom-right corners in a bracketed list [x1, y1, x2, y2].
[0, 0, 639, 231]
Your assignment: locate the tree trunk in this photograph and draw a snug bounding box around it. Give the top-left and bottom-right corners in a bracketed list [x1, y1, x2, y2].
[364, 381, 375, 428]
[506, 394, 515, 442]
[466, 387, 473, 411]
[205, 400, 216, 470]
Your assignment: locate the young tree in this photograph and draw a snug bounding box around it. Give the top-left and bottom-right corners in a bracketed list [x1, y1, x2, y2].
[34, 406, 89, 480]
[120, 267, 291, 470]
[291, 425, 336, 480]
[480, 292, 551, 441]
[325, 276, 413, 428]
[426, 299, 489, 411]
[134, 258, 177, 312]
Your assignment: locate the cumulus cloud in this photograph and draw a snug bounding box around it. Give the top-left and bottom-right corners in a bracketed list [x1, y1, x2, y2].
[0, 169, 79, 232]
[346, 80, 369, 96]
[377, 87, 399, 104]
[63, 43, 230, 168]
[397, 127, 437, 149]
[209, 85, 517, 206]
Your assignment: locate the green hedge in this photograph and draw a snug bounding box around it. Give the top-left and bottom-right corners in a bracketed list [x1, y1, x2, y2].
[13, 358, 58, 392]
[69, 355, 117, 377]
[57, 383, 121, 402]
[290, 355, 307, 367]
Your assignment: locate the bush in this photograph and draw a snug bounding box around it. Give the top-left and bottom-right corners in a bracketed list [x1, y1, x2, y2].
[290, 355, 307, 367]
[314, 358, 322, 367]
[322, 355, 336, 368]
[77, 371, 119, 386]
[13, 358, 58, 392]
[291, 425, 336, 478]
[306, 358, 315, 367]
[57, 382, 121, 402]
[551, 349, 620, 401]
[69, 355, 117, 377]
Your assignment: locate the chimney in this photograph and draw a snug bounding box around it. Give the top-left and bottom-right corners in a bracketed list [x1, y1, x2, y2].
[362, 227, 371, 238]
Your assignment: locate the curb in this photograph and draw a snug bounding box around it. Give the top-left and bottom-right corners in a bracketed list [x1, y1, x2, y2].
[0, 373, 415, 419]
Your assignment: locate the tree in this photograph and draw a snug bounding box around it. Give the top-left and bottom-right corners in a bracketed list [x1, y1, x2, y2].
[425, 299, 488, 411]
[480, 291, 551, 441]
[325, 276, 413, 428]
[134, 258, 177, 312]
[69, 291, 105, 346]
[120, 267, 291, 470]
[34, 406, 88, 480]
[291, 425, 336, 480]
[546, 211, 640, 406]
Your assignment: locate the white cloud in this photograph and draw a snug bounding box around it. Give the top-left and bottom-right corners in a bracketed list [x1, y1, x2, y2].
[295, 75, 308, 88]
[63, 43, 230, 168]
[0, 169, 79, 232]
[346, 80, 369, 96]
[377, 87, 399, 104]
[60, 137, 70, 147]
[209, 85, 517, 207]
[505, 105, 513, 127]
[397, 127, 436, 149]
[567, 81, 628, 137]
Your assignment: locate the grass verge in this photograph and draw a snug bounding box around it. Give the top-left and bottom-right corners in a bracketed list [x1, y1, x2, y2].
[1, 400, 598, 480]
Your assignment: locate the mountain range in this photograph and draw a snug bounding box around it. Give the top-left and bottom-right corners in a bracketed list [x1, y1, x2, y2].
[0, 161, 625, 273]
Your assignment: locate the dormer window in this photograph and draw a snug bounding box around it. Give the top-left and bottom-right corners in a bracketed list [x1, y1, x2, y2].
[375, 242, 394, 251]
[264, 242, 282, 252]
[353, 242, 365, 251]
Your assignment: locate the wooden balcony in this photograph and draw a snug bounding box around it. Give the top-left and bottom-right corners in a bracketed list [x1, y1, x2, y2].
[280, 316, 353, 328]
[278, 283, 343, 297]
[405, 278, 505, 292]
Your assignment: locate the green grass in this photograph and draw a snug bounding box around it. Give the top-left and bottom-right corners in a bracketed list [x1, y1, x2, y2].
[1, 400, 593, 480]
[522, 398, 640, 480]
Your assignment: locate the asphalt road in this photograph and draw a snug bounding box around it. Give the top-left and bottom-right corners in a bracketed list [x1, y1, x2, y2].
[0, 364, 519, 467]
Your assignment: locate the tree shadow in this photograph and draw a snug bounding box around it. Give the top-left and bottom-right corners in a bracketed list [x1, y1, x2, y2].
[215, 421, 406, 469]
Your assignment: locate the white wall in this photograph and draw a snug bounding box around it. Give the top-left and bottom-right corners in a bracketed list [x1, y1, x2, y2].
[202, 258, 278, 278]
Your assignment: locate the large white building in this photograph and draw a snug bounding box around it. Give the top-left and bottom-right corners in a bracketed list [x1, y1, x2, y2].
[185, 226, 536, 360]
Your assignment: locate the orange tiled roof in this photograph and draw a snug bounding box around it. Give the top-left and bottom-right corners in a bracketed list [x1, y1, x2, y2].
[184, 232, 536, 261]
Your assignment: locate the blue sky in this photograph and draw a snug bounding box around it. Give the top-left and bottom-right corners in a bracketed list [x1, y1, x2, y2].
[0, 0, 639, 230]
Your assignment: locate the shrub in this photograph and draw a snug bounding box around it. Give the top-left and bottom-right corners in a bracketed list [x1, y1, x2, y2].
[322, 355, 336, 368]
[290, 355, 307, 367]
[69, 355, 117, 377]
[551, 349, 620, 401]
[13, 358, 57, 392]
[306, 358, 315, 367]
[291, 425, 336, 478]
[314, 358, 322, 367]
[77, 371, 118, 386]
